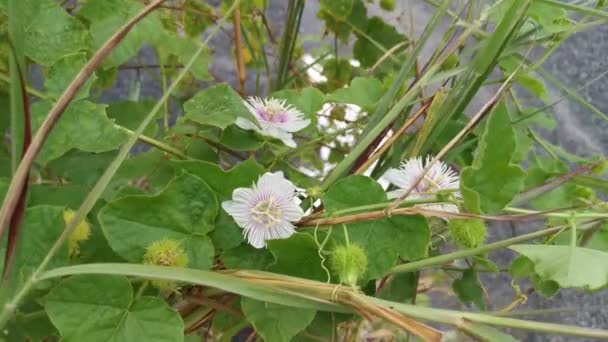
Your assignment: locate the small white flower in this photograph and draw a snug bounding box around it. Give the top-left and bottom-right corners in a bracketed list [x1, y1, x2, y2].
[236, 97, 310, 148]
[383, 156, 460, 213]
[222, 172, 304, 248]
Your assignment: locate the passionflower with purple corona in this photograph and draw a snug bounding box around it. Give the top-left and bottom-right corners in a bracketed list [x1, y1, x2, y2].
[222, 172, 304, 248]
[383, 156, 460, 213]
[236, 97, 310, 148]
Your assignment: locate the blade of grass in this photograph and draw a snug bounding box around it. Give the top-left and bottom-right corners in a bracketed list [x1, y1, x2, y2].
[36, 262, 608, 339]
[274, 0, 304, 90]
[7, 0, 25, 175]
[39, 264, 343, 313]
[0, 0, 168, 252]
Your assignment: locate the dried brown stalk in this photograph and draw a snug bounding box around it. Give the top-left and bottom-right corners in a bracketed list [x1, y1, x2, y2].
[232, 6, 246, 94]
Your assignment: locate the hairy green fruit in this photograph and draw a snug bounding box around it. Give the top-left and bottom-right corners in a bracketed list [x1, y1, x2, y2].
[330, 244, 368, 286]
[449, 219, 487, 249]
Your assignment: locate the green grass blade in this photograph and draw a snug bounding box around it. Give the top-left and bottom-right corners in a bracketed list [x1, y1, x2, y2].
[536, 0, 608, 19]
[38, 263, 345, 312]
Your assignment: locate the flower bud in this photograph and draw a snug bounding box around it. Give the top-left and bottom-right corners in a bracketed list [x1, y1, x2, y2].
[329, 244, 367, 286]
[63, 209, 91, 258]
[449, 219, 486, 249]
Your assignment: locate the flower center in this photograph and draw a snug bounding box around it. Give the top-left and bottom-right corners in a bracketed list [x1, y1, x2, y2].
[415, 175, 440, 195]
[258, 104, 288, 123]
[251, 196, 282, 228]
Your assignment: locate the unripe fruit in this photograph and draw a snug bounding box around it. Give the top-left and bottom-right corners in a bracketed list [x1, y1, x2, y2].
[449, 219, 486, 249]
[330, 244, 368, 286]
[380, 0, 396, 11]
[143, 238, 189, 289]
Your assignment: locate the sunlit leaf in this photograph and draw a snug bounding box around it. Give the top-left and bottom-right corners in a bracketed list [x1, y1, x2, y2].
[31, 100, 128, 165]
[511, 244, 608, 290]
[327, 77, 384, 110]
[99, 173, 217, 269]
[19, 0, 87, 65]
[182, 83, 256, 129]
[461, 102, 525, 213]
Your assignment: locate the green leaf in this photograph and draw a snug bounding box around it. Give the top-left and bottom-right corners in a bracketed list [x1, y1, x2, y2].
[323, 176, 430, 279]
[3, 206, 67, 295]
[0, 178, 8, 204]
[222, 244, 274, 270]
[0, 91, 9, 137]
[99, 173, 217, 269]
[28, 184, 88, 208]
[318, 0, 367, 42]
[104, 149, 176, 200]
[182, 1, 215, 37]
[377, 272, 418, 303]
[31, 100, 129, 165]
[80, 0, 165, 67]
[327, 77, 384, 110]
[159, 39, 211, 80]
[319, 0, 353, 20]
[511, 244, 608, 290]
[46, 151, 117, 187]
[106, 100, 158, 137]
[46, 275, 183, 342]
[321, 175, 386, 214]
[21, 0, 87, 65]
[267, 233, 328, 282]
[509, 256, 559, 297]
[353, 17, 407, 68]
[452, 269, 486, 310]
[171, 159, 264, 250]
[219, 125, 264, 151]
[461, 102, 525, 213]
[182, 83, 256, 130]
[46, 53, 97, 101]
[241, 298, 316, 342]
[499, 57, 549, 102]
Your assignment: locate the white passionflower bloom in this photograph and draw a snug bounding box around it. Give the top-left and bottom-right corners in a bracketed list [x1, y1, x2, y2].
[222, 172, 304, 248]
[236, 97, 310, 148]
[383, 156, 460, 213]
